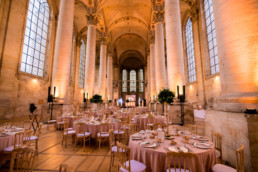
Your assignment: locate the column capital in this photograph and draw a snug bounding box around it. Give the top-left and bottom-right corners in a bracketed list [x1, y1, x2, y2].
[153, 11, 164, 24]
[86, 14, 98, 26]
[148, 30, 155, 44]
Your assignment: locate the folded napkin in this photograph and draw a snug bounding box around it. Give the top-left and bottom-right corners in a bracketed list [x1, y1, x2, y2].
[140, 141, 150, 146]
[168, 146, 179, 152]
[179, 146, 188, 153]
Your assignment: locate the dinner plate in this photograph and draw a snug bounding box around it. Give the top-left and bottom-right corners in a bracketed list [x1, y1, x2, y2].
[143, 143, 157, 148]
[193, 142, 212, 149]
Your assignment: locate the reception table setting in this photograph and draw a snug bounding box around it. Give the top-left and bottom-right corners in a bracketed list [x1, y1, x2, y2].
[129, 127, 216, 172]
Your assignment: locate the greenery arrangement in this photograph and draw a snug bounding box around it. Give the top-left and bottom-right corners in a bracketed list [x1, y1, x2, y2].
[108, 100, 112, 103]
[158, 89, 175, 104]
[126, 99, 129, 103]
[90, 94, 103, 103]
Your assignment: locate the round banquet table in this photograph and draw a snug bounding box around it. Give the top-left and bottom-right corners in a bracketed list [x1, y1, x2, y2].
[0, 129, 25, 151]
[136, 116, 165, 130]
[73, 122, 120, 139]
[129, 135, 216, 172]
[57, 116, 84, 128]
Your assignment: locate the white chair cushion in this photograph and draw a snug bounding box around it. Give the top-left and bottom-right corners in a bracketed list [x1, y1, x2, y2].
[49, 120, 56, 123]
[3, 145, 26, 152]
[97, 133, 109, 137]
[111, 146, 118, 152]
[212, 164, 236, 172]
[68, 128, 73, 131]
[64, 130, 76, 135]
[114, 130, 125, 134]
[29, 136, 38, 141]
[120, 160, 146, 172]
[57, 122, 64, 125]
[147, 123, 153, 126]
[77, 132, 91, 137]
[166, 168, 189, 172]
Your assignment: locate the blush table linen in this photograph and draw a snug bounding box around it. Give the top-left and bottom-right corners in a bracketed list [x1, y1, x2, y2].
[136, 116, 165, 130]
[129, 136, 216, 172]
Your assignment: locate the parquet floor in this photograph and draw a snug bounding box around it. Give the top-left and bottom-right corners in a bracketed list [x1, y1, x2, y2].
[0, 125, 120, 172]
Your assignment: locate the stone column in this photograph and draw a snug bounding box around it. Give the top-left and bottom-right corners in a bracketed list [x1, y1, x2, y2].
[52, 0, 74, 103]
[84, 14, 98, 99]
[106, 50, 113, 100]
[149, 32, 156, 99]
[165, 0, 185, 95]
[98, 38, 107, 100]
[147, 52, 150, 103]
[154, 12, 167, 94]
[212, 0, 258, 111]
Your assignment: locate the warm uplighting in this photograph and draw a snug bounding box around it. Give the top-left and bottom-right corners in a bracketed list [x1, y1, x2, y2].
[81, 90, 83, 94]
[215, 75, 220, 81]
[32, 79, 38, 84]
[190, 85, 193, 90]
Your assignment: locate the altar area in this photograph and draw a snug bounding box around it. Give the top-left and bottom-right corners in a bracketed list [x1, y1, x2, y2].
[125, 95, 136, 107]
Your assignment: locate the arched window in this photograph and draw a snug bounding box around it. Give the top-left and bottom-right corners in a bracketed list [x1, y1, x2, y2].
[122, 69, 127, 92]
[130, 70, 136, 92]
[78, 40, 86, 88]
[204, 0, 219, 74]
[185, 18, 196, 83]
[138, 69, 144, 92]
[20, 0, 50, 77]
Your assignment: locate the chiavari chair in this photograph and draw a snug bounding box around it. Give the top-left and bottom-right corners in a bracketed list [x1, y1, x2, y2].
[109, 129, 116, 172]
[9, 147, 36, 172]
[27, 123, 43, 155]
[166, 151, 197, 172]
[212, 145, 244, 172]
[47, 114, 57, 130]
[62, 121, 76, 148]
[211, 132, 223, 163]
[153, 123, 166, 130]
[97, 123, 110, 149]
[73, 122, 90, 151]
[184, 124, 197, 135]
[116, 141, 146, 172]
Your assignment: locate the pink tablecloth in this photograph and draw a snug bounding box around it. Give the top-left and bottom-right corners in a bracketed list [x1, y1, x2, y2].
[129, 136, 216, 172]
[57, 116, 84, 128]
[73, 122, 120, 139]
[0, 135, 15, 151]
[136, 116, 165, 130]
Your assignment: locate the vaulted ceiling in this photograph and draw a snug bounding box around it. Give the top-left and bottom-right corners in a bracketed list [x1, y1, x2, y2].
[54, 0, 193, 65]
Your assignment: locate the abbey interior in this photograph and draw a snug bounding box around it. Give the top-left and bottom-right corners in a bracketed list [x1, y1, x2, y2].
[0, 0, 257, 172]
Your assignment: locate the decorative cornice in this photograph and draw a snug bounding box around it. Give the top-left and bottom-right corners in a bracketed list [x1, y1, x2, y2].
[153, 11, 164, 23]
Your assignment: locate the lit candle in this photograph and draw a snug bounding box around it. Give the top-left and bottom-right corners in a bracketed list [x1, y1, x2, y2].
[117, 100, 119, 106]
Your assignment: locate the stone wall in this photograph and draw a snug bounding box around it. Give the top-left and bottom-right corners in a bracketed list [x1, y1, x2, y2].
[205, 110, 258, 172]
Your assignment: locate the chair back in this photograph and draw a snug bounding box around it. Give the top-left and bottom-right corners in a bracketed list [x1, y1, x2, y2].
[184, 124, 197, 135]
[116, 141, 131, 172]
[14, 131, 30, 148]
[236, 145, 244, 172]
[23, 130, 33, 147]
[74, 122, 85, 135]
[166, 151, 197, 172]
[23, 120, 32, 130]
[109, 129, 115, 149]
[211, 132, 222, 161]
[100, 123, 109, 134]
[9, 147, 36, 172]
[63, 119, 69, 134]
[35, 123, 43, 137]
[153, 123, 166, 130]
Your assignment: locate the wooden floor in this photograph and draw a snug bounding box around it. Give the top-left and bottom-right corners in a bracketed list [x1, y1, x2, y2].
[0, 125, 119, 172]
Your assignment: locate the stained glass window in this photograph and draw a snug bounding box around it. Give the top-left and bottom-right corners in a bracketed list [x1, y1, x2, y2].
[79, 40, 86, 88]
[122, 69, 127, 92]
[130, 70, 136, 92]
[138, 69, 144, 92]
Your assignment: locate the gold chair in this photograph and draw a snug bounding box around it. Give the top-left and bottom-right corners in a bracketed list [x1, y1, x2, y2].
[27, 123, 43, 155]
[146, 116, 155, 130]
[109, 129, 116, 172]
[74, 122, 90, 151]
[62, 121, 76, 148]
[47, 114, 57, 130]
[23, 120, 32, 130]
[9, 147, 36, 172]
[3, 130, 31, 152]
[116, 141, 146, 172]
[115, 122, 128, 142]
[153, 123, 166, 130]
[97, 123, 110, 149]
[166, 151, 197, 172]
[212, 145, 244, 172]
[211, 132, 223, 163]
[184, 124, 197, 135]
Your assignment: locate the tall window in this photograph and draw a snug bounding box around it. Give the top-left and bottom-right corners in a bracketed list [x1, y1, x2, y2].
[20, 0, 50, 76]
[78, 40, 86, 88]
[122, 69, 127, 92]
[130, 70, 136, 92]
[138, 69, 144, 92]
[204, 0, 219, 74]
[185, 18, 196, 83]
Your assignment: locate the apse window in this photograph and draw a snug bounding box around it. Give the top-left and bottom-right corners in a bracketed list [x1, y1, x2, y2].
[130, 70, 136, 92]
[20, 0, 49, 77]
[139, 69, 144, 92]
[185, 18, 196, 83]
[79, 40, 86, 88]
[122, 69, 127, 92]
[204, 0, 219, 75]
